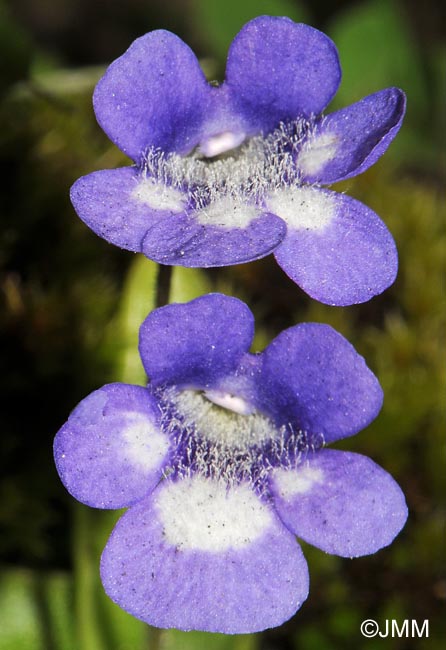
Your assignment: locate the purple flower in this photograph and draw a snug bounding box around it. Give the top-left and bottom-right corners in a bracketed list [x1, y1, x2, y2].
[71, 16, 405, 306]
[54, 294, 407, 633]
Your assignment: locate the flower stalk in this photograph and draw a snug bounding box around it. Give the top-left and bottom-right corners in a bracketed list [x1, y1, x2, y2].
[155, 264, 172, 309]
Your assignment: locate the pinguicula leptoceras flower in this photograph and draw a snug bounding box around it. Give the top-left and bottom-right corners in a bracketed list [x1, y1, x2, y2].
[70, 16, 405, 306]
[54, 294, 407, 633]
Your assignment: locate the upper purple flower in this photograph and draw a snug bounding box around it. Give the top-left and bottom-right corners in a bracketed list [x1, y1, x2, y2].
[72, 17, 406, 306]
[54, 294, 407, 633]
[71, 17, 405, 306]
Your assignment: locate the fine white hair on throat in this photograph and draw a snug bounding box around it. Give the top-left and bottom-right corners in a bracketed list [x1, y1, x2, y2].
[139, 117, 317, 212]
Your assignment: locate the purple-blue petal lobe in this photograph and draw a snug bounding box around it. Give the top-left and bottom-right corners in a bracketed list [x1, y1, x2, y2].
[93, 31, 212, 161]
[142, 210, 287, 267]
[273, 189, 398, 306]
[225, 17, 341, 134]
[100, 477, 309, 633]
[270, 450, 408, 557]
[139, 294, 254, 388]
[70, 167, 189, 253]
[53, 384, 170, 509]
[70, 168, 286, 266]
[258, 323, 383, 443]
[299, 88, 406, 184]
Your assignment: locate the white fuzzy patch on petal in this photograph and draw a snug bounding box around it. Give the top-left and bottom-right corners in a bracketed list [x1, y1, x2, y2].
[194, 196, 258, 229]
[121, 414, 169, 471]
[132, 178, 186, 212]
[156, 475, 273, 551]
[199, 131, 246, 158]
[273, 465, 324, 498]
[267, 187, 334, 232]
[296, 132, 338, 177]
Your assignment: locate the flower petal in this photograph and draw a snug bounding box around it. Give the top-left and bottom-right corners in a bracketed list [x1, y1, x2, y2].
[258, 323, 383, 443]
[54, 384, 170, 509]
[142, 205, 286, 267]
[93, 31, 212, 161]
[70, 166, 189, 253]
[101, 476, 309, 633]
[270, 450, 408, 557]
[71, 168, 286, 265]
[225, 17, 341, 134]
[139, 294, 254, 388]
[297, 88, 406, 183]
[271, 187, 398, 305]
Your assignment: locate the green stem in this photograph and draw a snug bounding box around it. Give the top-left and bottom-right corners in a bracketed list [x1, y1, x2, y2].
[148, 626, 163, 650]
[155, 264, 172, 308]
[73, 504, 106, 650]
[150, 267, 173, 649]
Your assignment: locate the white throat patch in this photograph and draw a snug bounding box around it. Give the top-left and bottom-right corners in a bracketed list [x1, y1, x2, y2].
[296, 131, 338, 177]
[155, 475, 273, 552]
[132, 177, 186, 212]
[266, 186, 335, 232]
[121, 413, 169, 471]
[273, 464, 324, 498]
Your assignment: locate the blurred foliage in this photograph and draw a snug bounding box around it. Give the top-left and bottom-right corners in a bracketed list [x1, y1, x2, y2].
[328, 0, 443, 171]
[0, 568, 74, 650]
[329, 0, 429, 113]
[0, 0, 445, 649]
[0, 1, 32, 92]
[193, 0, 309, 61]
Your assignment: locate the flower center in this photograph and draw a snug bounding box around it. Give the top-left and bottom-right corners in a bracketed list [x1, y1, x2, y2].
[158, 387, 319, 493]
[203, 389, 255, 415]
[141, 117, 313, 213]
[170, 388, 276, 450]
[198, 130, 246, 158]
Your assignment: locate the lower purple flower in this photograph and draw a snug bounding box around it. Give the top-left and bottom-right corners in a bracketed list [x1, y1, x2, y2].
[54, 294, 407, 633]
